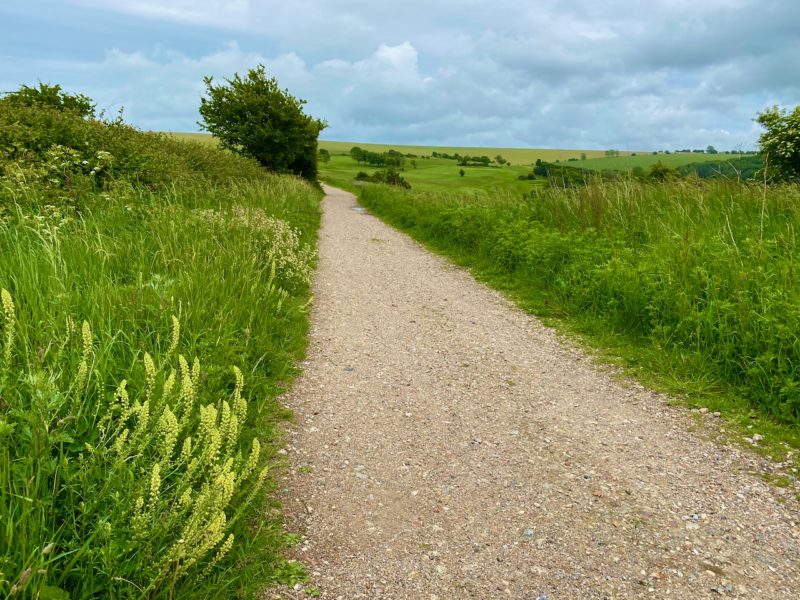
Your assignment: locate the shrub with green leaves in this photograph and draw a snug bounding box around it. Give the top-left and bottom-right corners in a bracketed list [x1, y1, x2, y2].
[757, 105, 800, 181]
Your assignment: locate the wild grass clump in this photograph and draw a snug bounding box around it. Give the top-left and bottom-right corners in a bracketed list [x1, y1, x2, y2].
[0, 86, 321, 598]
[359, 179, 800, 428]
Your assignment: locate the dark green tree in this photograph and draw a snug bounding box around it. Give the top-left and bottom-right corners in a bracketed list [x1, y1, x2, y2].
[199, 65, 327, 181]
[647, 161, 674, 182]
[756, 105, 800, 180]
[319, 148, 331, 163]
[459, 168, 465, 177]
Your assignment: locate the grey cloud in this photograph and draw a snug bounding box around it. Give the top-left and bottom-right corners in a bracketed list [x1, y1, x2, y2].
[7, 0, 799, 149]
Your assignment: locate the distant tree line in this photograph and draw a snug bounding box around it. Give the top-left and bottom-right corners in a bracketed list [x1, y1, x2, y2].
[521, 156, 765, 188]
[429, 151, 506, 166]
[350, 146, 418, 169]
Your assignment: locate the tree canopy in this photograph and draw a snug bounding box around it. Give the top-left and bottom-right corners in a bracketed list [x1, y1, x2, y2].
[756, 105, 800, 181]
[199, 65, 327, 181]
[2, 82, 95, 118]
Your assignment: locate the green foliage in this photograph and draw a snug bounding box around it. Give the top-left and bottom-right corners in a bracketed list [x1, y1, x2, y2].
[677, 155, 763, 180]
[567, 152, 758, 172]
[756, 105, 800, 181]
[647, 161, 674, 181]
[349, 146, 407, 169]
[0, 86, 321, 598]
[457, 155, 491, 166]
[0, 99, 267, 198]
[1, 82, 96, 119]
[318, 148, 331, 163]
[355, 167, 411, 188]
[199, 65, 327, 181]
[358, 180, 800, 429]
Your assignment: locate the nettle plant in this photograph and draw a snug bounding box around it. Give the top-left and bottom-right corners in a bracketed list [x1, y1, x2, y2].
[0, 292, 269, 598]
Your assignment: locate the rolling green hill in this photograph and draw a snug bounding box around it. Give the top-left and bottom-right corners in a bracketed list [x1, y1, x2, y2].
[167, 133, 755, 189]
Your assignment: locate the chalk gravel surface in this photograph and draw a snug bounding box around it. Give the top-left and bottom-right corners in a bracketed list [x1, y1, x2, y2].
[276, 185, 800, 599]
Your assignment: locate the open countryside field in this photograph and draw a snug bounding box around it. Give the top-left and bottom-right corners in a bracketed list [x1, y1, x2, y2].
[319, 153, 541, 193]
[171, 132, 616, 165]
[318, 140, 618, 164]
[169, 133, 744, 190]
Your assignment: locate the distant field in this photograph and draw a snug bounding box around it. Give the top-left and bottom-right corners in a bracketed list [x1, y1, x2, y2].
[170, 131, 219, 145]
[167, 133, 751, 188]
[318, 140, 621, 165]
[319, 154, 542, 194]
[166, 133, 540, 192]
[169, 134, 621, 164]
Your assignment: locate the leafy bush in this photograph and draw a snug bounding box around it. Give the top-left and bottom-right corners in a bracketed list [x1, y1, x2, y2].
[199, 65, 327, 182]
[757, 105, 800, 181]
[1, 82, 95, 118]
[354, 168, 411, 188]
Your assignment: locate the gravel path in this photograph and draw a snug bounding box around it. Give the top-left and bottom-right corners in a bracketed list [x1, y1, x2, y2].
[278, 185, 800, 599]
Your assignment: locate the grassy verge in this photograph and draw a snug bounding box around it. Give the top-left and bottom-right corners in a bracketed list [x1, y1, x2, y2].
[1, 93, 321, 597]
[354, 180, 800, 468]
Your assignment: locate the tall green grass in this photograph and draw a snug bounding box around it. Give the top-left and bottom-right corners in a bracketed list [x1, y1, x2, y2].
[359, 180, 800, 433]
[1, 98, 321, 597]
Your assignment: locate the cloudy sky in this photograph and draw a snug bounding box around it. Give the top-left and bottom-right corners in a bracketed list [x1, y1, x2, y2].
[1, 0, 798, 150]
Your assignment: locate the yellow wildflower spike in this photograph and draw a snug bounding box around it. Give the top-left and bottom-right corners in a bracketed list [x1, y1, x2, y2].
[168, 315, 180, 354]
[73, 320, 93, 393]
[191, 357, 201, 386]
[162, 368, 176, 400]
[158, 406, 179, 463]
[149, 463, 161, 506]
[81, 321, 92, 354]
[1, 288, 15, 363]
[180, 436, 192, 462]
[143, 352, 156, 403]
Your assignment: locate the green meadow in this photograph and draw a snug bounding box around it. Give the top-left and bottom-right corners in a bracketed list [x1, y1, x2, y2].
[317, 140, 616, 163]
[319, 153, 541, 193]
[2, 96, 321, 598]
[169, 133, 744, 192]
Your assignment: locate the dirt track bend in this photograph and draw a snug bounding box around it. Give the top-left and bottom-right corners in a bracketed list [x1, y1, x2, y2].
[278, 185, 800, 599]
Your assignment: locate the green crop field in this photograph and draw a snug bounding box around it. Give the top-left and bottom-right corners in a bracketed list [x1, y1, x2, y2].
[168, 131, 219, 145]
[319, 153, 543, 194]
[317, 140, 619, 164]
[167, 132, 757, 190]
